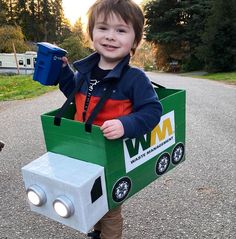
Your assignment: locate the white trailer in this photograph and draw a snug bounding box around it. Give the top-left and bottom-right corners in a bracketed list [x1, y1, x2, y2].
[0, 51, 37, 74]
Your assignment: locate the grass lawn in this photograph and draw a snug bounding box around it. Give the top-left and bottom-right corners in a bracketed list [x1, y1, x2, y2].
[0, 74, 58, 101]
[194, 71, 236, 85]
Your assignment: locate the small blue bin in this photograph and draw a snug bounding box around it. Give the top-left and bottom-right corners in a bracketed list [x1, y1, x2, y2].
[33, 42, 67, 85]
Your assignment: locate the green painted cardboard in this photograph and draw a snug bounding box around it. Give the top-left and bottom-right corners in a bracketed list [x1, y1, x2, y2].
[41, 88, 186, 209]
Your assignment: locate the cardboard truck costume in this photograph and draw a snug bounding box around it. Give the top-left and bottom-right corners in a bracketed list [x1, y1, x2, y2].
[22, 43, 186, 233]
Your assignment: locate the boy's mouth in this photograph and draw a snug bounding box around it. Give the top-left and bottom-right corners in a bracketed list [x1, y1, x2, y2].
[102, 44, 118, 49]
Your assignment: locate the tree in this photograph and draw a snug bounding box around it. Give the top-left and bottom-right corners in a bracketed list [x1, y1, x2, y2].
[41, 0, 52, 41]
[6, 0, 71, 43]
[52, 0, 71, 42]
[15, 0, 30, 39]
[5, 0, 18, 24]
[198, 0, 236, 72]
[27, 0, 38, 42]
[57, 17, 72, 42]
[2, 0, 71, 44]
[131, 41, 157, 70]
[0, 0, 8, 25]
[60, 19, 92, 63]
[144, 0, 186, 70]
[0, 25, 29, 53]
[73, 18, 84, 38]
[144, 0, 211, 71]
[180, 0, 211, 71]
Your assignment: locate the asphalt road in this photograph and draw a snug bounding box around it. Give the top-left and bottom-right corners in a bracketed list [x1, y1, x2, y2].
[0, 72, 235, 239]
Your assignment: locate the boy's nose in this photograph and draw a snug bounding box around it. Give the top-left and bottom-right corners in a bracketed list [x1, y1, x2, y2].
[105, 30, 115, 41]
[105, 36, 114, 41]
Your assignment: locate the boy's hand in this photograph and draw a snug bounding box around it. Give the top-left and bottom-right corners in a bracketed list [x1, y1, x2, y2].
[62, 56, 69, 67]
[100, 119, 124, 140]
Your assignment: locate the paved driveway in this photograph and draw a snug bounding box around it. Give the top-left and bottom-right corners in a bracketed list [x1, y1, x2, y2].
[0, 72, 235, 239]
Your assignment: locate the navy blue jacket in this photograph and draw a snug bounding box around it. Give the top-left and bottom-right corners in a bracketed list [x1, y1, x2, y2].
[58, 52, 162, 138]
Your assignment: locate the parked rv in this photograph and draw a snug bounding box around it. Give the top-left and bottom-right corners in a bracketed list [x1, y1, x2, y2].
[0, 51, 37, 74]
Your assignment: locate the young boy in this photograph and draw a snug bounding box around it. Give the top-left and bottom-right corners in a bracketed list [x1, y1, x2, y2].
[58, 0, 162, 238]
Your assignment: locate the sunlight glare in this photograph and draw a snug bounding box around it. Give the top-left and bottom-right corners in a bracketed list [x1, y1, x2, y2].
[63, 0, 144, 26]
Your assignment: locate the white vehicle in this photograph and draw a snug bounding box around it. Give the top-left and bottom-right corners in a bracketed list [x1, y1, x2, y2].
[0, 51, 37, 74]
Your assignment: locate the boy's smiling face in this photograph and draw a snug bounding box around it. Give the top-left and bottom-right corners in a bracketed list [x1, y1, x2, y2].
[92, 12, 136, 69]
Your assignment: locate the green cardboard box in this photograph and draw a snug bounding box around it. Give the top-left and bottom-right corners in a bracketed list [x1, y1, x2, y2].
[41, 87, 186, 209]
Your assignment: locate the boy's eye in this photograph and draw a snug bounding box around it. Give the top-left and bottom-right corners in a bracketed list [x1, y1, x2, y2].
[117, 29, 126, 33]
[98, 26, 107, 30]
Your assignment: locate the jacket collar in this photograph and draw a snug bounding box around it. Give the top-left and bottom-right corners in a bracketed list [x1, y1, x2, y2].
[73, 52, 130, 80]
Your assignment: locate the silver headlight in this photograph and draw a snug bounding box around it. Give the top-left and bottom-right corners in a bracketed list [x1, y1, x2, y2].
[26, 185, 47, 206]
[53, 196, 74, 218]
